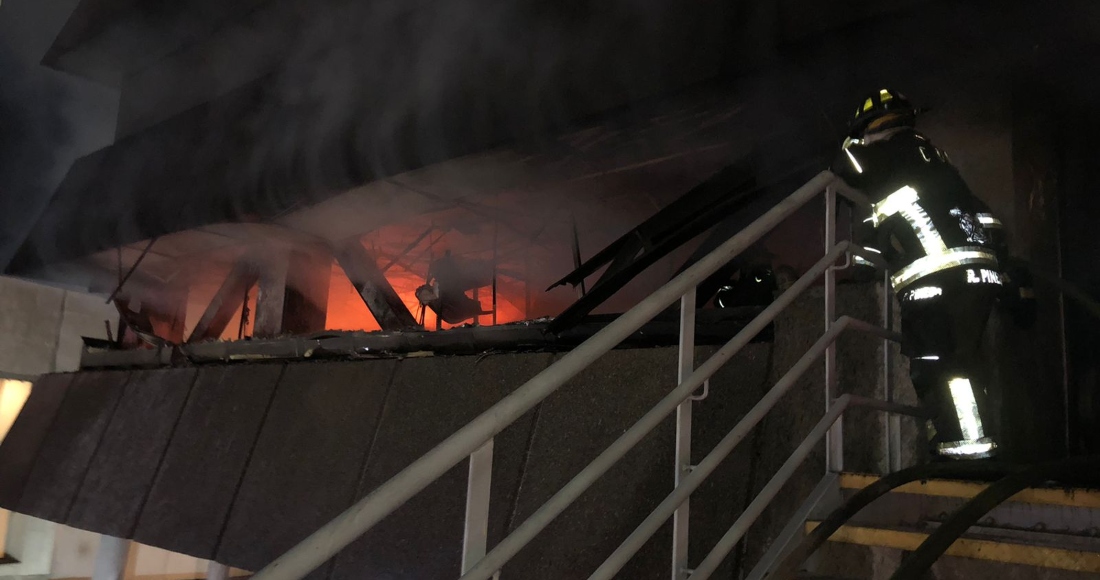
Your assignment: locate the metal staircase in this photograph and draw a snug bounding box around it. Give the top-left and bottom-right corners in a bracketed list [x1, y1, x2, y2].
[801, 472, 1100, 579]
[248, 171, 926, 580]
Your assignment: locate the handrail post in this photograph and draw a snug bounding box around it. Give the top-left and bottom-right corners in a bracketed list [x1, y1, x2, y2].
[672, 290, 696, 580]
[824, 187, 843, 473]
[207, 562, 230, 580]
[587, 317, 859, 580]
[462, 439, 495, 575]
[92, 535, 131, 580]
[689, 396, 854, 580]
[883, 271, 901, 472]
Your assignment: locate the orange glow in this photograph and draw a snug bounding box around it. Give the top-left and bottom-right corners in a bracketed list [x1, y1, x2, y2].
[326, 263, 381, 332]
[324, 255, 530, 331]
[182, 261, 257, 341]
[178, 201, 598, 339]
[321, 213, 546, 332]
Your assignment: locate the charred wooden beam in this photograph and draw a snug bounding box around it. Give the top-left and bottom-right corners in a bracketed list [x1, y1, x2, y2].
[379, 225, 435, 273]
[253, 253, 290, 338]
[334, 241, 419, 330]
[187, 258, 259, 342]
[113, 298, 165, 348]
[283, 249, 331, 335]
[546, 161, 758, 333]
[111, 281, 187, 345]
[156, 294, 188, 344]
[250, 248, 332, 337]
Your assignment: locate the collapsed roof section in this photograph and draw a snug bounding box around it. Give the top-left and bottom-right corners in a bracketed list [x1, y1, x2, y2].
[14, 85, 804, 342]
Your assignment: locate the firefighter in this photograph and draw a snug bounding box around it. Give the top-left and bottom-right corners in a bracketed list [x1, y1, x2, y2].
[833, 88, 1026, 460]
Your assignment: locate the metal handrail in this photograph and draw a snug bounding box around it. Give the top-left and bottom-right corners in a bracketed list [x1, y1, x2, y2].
[252, 170, 843, 580]
[459, 242, 853, 580]
[690, 393, 924, 580]
[587, 317, 910, 580]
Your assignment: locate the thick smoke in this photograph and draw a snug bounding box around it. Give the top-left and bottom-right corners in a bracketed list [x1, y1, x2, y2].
[12, 0, 1100, 278]
[180, 0, 1100, 227]
[234, 0, 716, 219]
[12, 0, 734, 272]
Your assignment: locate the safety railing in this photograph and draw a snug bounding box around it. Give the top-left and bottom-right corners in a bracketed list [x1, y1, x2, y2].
[251, 171, 924, 580]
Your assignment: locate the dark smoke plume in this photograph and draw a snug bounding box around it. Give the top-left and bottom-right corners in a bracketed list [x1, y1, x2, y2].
[0, 40, 71, 268]
[11, 0, 1100, 275]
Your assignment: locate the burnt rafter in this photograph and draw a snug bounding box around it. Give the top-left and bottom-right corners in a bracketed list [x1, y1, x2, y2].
[187, 258, 260, 342]
[284, 250, 331, 335]
[379, 225, 437, 273]
[546, 156, 828, 334]
[112, 298, 167, 348]
[252, 254, 289, 338]
[546, 160, 759, 333]
[334, 241, 421, 331]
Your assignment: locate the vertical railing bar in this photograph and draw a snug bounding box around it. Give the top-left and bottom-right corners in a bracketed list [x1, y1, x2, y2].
[883, 271, 902, 472]
[467, 250, 853, 580]
[882, 267, 892, 471]
[743, 472, 840, 580]
[689, 396, 853, 580]
[92, 535, 131, 580]
[672, 291, 696, 580]
[208, 562, 231, 580]
[824, 187, 843, 473]
[453, 194, 844, 580]
[586, 319, 855, 580]
[462, 439, 495, 575]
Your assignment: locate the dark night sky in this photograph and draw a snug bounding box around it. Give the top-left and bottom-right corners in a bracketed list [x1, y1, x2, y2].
[0, 0, 118, 269]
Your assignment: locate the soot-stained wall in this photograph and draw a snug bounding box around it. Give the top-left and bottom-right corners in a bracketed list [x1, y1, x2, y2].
[0, 283, 903, 578]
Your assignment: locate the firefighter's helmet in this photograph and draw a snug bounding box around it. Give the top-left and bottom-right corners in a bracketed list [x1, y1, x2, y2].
[849, 88, 918, 137]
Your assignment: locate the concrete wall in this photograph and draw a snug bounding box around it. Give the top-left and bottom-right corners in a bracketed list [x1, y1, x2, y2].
[0, 276, 112, 578]
[48, 531, 244, 580]
[48, 526, 97, 579]
[0, 280, 904, 578]
[0, 276, 116, 376]
[3, 511, 55, 578]
[0, 276, 228, 579]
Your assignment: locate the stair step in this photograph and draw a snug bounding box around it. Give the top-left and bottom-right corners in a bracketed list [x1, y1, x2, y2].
[831, 472, 1100, 539]
[806, 521, 1100, 574]
[839, 473, 1100, 508]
